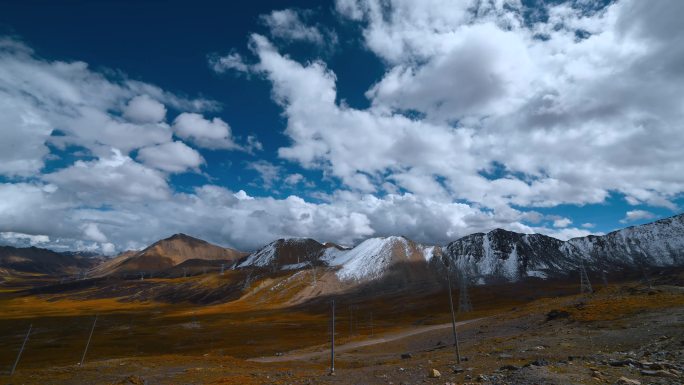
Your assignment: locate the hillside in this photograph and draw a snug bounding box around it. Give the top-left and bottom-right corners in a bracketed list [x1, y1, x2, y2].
[442, 213, 684, 283]
[237, 238, 336, 270]
[91, 233, 246, 277]
[0, 246, 97, 275]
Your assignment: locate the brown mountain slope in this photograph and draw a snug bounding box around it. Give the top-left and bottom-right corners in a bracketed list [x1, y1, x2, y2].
[92, 234, 247, 277]
[0, 246, 96, 275]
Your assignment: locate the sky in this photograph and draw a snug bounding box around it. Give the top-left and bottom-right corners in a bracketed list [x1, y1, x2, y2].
[0, 0, 683, 254]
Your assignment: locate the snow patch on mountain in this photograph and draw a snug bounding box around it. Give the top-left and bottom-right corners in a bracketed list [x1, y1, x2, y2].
[237, 238, 317, 268]
[567, 214, 684, 267]
[333, 236, 434, 282]
[444, 214, 684, 282]
[335, 237, 403, 281]
[238, 242, 278, 268]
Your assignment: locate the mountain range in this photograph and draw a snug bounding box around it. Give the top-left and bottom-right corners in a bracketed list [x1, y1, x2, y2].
[2, 214, 683, 290]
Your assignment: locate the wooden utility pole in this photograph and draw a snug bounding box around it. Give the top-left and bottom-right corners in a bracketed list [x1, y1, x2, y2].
[10, 324, 32, 376]
[80, 315, 98, 366]
[445, 263, 462, 364]
[330, 299, 335, 375]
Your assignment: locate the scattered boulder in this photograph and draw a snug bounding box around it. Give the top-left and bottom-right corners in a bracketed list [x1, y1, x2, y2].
[500, 364, 520, 371]
[428, 368, 441, 378]
[525, 358, 549, 367]
[113, 376, 146, 385]
[401, 353, 413, 359]
[608, 359, 633, 367]
[640, 369, 678, 378]
[616, 377, 641, 385]
[452, 366, 464, 373]
[498, 353, 513, 359]
[546, 309, 571, 321]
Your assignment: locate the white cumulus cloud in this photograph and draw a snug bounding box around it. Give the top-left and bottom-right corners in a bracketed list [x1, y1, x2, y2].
[137, 141, 205, 173]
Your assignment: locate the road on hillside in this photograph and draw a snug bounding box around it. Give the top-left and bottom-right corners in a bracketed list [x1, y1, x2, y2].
[249, 318, 480, 363]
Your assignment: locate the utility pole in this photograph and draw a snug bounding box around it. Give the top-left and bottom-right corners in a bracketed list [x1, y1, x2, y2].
[80, 315, 98, 366]
[10, 324, 32, 376]
[642, 266, 653, 289]
[601, 270, 609, 287]
[330, 299, 335, 375]
[445, 260, 462, 364]
[220, 263, 225, 275]
[140, 272, 145, 281]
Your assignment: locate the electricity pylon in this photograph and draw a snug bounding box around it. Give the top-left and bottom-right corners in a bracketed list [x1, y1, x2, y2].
[601, 270, 608, 287]
[579, 260, 593, 294]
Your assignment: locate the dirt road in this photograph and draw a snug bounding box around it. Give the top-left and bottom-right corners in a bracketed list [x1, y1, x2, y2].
[250, 318, 480, 363]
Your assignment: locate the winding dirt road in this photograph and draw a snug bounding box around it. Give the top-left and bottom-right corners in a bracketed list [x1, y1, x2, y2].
[249, 318, 480, 363]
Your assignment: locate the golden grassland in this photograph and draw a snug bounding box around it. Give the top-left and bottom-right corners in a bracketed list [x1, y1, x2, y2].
[0, 271, 682, 384]
[0, 274, 577, 372]
[560, 285, 684, 322]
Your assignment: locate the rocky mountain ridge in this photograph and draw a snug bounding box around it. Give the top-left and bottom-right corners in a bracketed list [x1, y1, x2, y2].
[442, 214, 684, 282]
[2, 214, 683, 285]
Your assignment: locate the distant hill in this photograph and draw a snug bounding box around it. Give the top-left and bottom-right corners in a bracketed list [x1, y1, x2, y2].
[91, 233, 247, 277]
[0, 246, 98, 275]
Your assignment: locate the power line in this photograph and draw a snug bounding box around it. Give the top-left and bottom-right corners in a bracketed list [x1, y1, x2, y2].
[458, 270, 473, 313]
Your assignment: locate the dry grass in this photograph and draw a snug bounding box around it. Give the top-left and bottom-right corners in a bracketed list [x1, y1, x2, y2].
[560, 285, 684, 321]
[1, 273, 682, 384]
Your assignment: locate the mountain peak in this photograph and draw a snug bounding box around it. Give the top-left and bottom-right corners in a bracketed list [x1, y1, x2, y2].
[237, 237, 327, 268]
[165, 233, 200, 242]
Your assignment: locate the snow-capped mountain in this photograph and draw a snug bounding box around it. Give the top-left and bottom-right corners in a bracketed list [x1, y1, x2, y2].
[78, 213, 683, 290]
[442, 214, 684, 282]
[323, 236, 436, 282]
[441, 229, 582, 282]
[568, 214, 684, 268]
[237, 238, 343, 270]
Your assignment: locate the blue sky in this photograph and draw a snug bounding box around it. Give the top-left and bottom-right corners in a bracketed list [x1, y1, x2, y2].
[0, 0, 682, 253]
